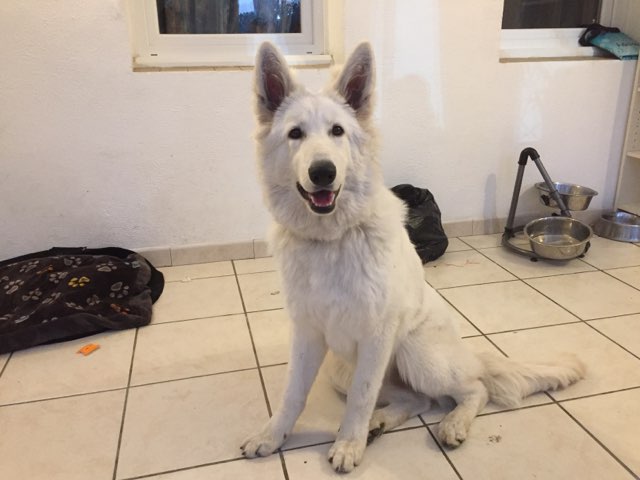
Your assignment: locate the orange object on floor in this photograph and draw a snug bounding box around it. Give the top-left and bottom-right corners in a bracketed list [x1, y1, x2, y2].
[77, 343, 100, 356]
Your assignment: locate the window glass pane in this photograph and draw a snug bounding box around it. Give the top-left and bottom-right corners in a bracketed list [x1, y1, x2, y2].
[502, 0, 600, 29]
[157, 0, 302, 34]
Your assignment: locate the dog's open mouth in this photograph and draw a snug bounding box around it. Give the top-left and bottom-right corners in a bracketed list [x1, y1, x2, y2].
[296, 183, 341, 214]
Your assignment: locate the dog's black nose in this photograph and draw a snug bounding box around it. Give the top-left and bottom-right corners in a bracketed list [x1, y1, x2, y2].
[308, 160, 336, 187]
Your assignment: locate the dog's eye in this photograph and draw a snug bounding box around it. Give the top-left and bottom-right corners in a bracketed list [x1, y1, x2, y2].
[331, 125, 344, 137]
[288, 127, 303, 140]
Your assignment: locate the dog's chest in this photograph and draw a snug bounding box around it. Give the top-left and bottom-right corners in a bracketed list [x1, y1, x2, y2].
[277, 229, 388, 350]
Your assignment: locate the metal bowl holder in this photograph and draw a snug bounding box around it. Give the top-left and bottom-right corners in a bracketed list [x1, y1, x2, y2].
[502, 147, 590, 261]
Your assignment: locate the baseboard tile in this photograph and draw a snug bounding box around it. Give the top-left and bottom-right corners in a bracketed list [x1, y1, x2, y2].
[170, 241, 254, 266]
[135, 246, 172, 268]
[135, 211, 606, 266]
[253, 239, 271, 258]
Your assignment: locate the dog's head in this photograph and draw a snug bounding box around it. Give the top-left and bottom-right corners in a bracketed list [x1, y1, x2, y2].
[254, 42, 380, 240]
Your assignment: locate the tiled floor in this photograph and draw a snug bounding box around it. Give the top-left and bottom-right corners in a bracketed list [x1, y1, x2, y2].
[1, 234, 640, 479]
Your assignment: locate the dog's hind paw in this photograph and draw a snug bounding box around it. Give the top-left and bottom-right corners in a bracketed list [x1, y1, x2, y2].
[367, 423, 385, 445]
[240, 428, 285, 458]
[328, 438, 366, 473]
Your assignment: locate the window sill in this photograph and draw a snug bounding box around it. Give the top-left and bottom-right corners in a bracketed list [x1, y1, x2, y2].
[499, 48, 614, 63]
[499, 28, 616, 63]
[132, 54, 332, 71]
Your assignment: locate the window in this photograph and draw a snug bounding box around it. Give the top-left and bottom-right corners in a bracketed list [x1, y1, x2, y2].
[502, 0, 600, 29]
[127, 0, 328, 68]
[500, 0, 615, 59]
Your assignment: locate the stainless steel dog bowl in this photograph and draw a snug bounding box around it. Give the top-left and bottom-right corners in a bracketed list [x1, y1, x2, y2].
[535, 182, 598, 211]
[593, 211, 640, 243]
[524, 217, 593, 260]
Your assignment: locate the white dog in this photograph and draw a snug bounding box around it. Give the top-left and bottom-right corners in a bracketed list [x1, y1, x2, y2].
[241, 42, 585, 473]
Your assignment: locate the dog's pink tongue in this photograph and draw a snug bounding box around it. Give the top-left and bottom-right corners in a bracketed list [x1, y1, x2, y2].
[310, 190, 335, 207]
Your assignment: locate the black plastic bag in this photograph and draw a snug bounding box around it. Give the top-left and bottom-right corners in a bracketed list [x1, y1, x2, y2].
[391, 184, 448, 263]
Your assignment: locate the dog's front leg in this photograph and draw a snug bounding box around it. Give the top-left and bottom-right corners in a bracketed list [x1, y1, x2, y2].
[328, 336, 394, 473]
[241, 323, 326, 458]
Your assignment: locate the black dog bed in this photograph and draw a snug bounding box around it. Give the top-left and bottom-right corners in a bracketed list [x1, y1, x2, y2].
[0, 247, 164, 354]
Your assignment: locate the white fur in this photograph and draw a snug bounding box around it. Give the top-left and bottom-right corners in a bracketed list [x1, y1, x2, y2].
[241, 42, 585, 473]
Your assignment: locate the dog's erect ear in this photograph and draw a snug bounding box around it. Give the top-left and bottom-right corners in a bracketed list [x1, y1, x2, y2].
[255, 42, 295, 123]
[335, 42, 375, 118]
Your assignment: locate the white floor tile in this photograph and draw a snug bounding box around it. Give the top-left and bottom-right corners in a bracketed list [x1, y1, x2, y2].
[152, 276, 243, 323]
[117, 370, 269, 480]
[0, 390, 125, 480]
[131, 315, 256, 385]
[479, 246, 595, 279]
[159, 261, 233, 282]
[606, 266, 640, 289]
[489, 323, 640, 400]
[234, 257, 278, 275]
[461, 232, 530, 250]
[423, 250, 516, 289]
[563, 389, 640, 476]
[237, 271, 284, 312]
[0, 330, 134, 405]
[248, 309, 290, 366]
[525, 271, 640, 320]
[442, 404, 630, 480]
[141, 457, 285, 480]
[588, 314, 640, 358]
[441, 280, 579, 333]
[460, 233, 503, 249]
[582, 236, 640, 269]
[444, 237, 473, 252]
[283, 428, 458, 480]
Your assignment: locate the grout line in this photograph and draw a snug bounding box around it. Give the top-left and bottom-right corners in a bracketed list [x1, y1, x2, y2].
[261, 361, 289, 369]
[129, 366, 261, 390]
[151, 307, 285, 328]
[120, 456, 246, 480]
[112, 328, 139, 480]
[556, 384, 640, 403]
[163, 272, 236, 283]
[427, 277, 514, 290]
[232, 260, 289, 478]
[582, 310, 640, 322]
[554, 402, 638, 478]
[0, 386, 128, 409]
[478, 319, 583, 336]
[436, 278, 521, 292]
[231, 261, 274, 418]
[161, 267, 279, 284]
[421, 419, 463, 480]
[278, 450, 290, 480]
[280, 439, 333, 453]
[602, 268, 640, 293]
[0, 352, 13, 379]
[582, 321, 640, 362]
[436, 288, 511, 358]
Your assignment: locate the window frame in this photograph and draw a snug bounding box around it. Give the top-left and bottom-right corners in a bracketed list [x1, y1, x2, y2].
[499, 0, 615, 60]
[127, 0, 329, 68]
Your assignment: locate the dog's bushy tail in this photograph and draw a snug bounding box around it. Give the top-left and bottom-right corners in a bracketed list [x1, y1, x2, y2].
[477, 352, 586, 408]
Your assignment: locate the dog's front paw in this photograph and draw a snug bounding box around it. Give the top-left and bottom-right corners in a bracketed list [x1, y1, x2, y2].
[240, 426, 286, 458]
[437, 416, 469, 448]
[328, 438, 366, 473]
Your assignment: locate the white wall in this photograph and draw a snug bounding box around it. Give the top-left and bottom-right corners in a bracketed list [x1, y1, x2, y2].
[0, 0, 637, 260]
